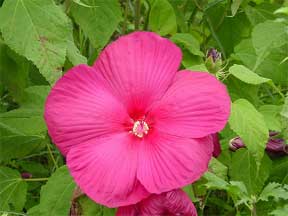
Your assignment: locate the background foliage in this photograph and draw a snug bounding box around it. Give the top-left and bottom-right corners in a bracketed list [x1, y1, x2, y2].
[0, 0, 287, 215]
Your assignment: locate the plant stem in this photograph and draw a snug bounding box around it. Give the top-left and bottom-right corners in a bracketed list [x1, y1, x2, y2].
[252, 202, 257, 216]
[22, 178, 48, 182]
[206, 15, 226, 59]
[269, 82, 285, 100]
[135, 0, 141, 30]
[46, 143, 59, 169]
[122, 0, 129, 34]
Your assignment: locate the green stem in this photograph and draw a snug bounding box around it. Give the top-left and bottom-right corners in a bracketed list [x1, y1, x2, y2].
[199, 191, 211, 216]
[269, 82, 285, 100]
[193, 0, 203, 11]
[135, 0, 141, 30]
[122, 0, 129, 34]
[206, 15, 226, 59]
[251, 202, 257, 216]
[46, 143, 59, 169]
[23, 178, 48, 182]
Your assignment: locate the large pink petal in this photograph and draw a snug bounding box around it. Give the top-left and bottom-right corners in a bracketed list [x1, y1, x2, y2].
[67, 133, 150, 208]
[116, 189, 197, 216]
[44, 65, 130, 155]
[137, 130, 213, 193]
[148, 71, 231, 138]
[93, 31, 182, 119]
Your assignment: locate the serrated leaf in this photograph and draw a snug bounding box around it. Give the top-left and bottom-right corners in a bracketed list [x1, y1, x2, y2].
[229, 64, 270, 85]
[252, 21, 288, 71]
[0, 42, 29, 101]
[0, 167, 27, 211]
[270, 205, 288, 216]
[270, 157, 288, 184]
[77, 195, 116, 216]
[203, 172, 252, 207]
[229, 99, 269, 164]
[171, 33, 203, 57]
[0, 135, 44, 162]
[149, 0, 177, 36]
[208, 158, 228, 180]
[204, 171, 228, 190]
[78, 196, 102, 216]
[0, 0, 71, 84]
[26, 205, 41, 216]
[232, 39, 288, 85]
[259, 105, 282, 131]
[0, 86, 49, 161]
[66, 25, 87, 65]
[71, 0, 122, 49]
[274, 7, 288, 15]
[229, 149, 272, 195]
[39, 166, 76, 216]
[231, 0, 243, 16]
[245, 4, 276, 26]
[228, 181, 251, 207]
[258, 182, 288, 202]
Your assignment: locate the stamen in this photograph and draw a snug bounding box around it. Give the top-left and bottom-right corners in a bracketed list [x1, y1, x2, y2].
[132, 120, 149, 138]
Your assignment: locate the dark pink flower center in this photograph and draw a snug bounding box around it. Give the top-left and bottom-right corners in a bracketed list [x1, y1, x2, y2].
[132, 120, 149, 138]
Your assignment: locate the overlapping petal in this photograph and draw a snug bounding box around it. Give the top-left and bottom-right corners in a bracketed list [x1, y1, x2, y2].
[66, 133, 150, 207]
[44, 65, 129, 155]
[137, 131, 214, 193]
[116, 189, 197, 216]
[93, 31, 182, 119]
[148, 70, 231, 138]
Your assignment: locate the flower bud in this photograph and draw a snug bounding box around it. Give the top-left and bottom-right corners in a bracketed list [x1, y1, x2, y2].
[21, 172, 32, 179]
[205, 48, 222, 74]
[229, 131, 288, 157]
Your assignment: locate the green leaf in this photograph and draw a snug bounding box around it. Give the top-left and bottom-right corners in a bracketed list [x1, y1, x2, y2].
[258, 182, 288, 202]
[0, 42, 29, 101]
[203, 172, 252, 207]
[229, 149, 272, 195]
[0, 86, 49, 161]
[252, 21, 288, 71]
[245, 4, 276, 26]
[149, 0, 177, 36]
[171, 33, 203, 56]
[228, 181, 251, 207]
[71, 0, 122, 49]
[27, 205, 41, 216]
[232, 39, 288, 85]
[0, 136, 45, 162]
[78, 196, 102, 216]
[270, 156, 288, 184]
[229, 64, 270, 85]
[281, 95, 288, 142]
[259, 105, 283, 131]
[0, 0, 71, 84]
[225, 77, 260, 106]
[204, 171, 229, 190]
[77, 195, 116, 216]
[0, 167, 27, 211]
[229, 99, 269, 164]
[270, 205, 288, 216]
[274, 7, 288, 15]
[231, 0, 243, 16]
[39, 166, 76, 216]
[208, 158, 228, 180]
[66, 26, 87, 65]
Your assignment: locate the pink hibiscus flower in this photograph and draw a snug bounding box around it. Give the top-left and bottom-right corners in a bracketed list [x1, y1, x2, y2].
[116, 189, 197, 216]
[44, 32, 231, 207]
